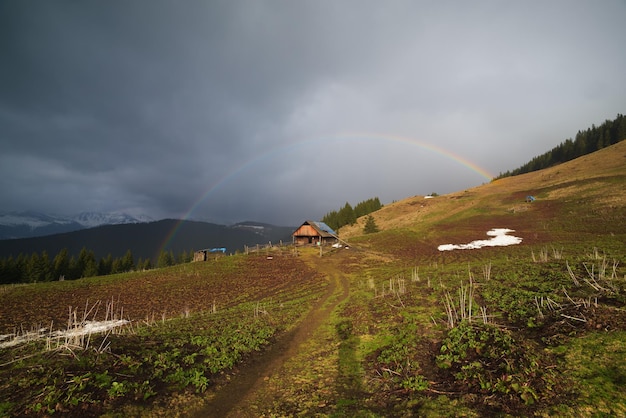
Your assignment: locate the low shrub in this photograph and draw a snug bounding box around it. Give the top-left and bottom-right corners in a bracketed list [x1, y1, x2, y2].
[436, 321, 563, 411]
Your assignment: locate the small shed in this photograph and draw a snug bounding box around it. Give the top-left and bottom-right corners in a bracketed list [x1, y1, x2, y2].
[292, 220, 338, 246]
[193, 248, 226, 262]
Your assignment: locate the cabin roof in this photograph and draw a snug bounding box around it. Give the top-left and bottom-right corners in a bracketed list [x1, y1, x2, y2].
[310, 221, 336, 236]
[293, 220, 337, 237]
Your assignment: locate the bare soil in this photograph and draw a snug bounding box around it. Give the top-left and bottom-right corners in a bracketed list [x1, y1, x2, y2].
[0, 256, 317, 334]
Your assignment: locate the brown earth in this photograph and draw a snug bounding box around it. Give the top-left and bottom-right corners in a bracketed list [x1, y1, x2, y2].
[0, 256, 319, 334]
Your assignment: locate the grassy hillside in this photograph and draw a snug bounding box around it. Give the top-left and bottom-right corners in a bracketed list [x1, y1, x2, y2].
[0, 142, 624, 417]
[341, 139, 626, 243]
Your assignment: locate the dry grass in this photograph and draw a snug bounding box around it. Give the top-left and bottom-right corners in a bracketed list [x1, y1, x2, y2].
[340, 141, 626, 239]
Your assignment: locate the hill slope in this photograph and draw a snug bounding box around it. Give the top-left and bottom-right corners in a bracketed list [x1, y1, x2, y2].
[340, 140, 626, 246]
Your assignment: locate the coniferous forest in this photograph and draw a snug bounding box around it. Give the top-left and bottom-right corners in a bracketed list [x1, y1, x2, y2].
[321, 197, 382, 231]
[0, 248, 192, 284]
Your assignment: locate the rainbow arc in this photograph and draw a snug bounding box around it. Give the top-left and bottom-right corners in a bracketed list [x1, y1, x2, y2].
[156, 133, 494, 258]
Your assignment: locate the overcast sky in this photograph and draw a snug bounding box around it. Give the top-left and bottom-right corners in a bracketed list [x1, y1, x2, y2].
[1, 1, 625, 226]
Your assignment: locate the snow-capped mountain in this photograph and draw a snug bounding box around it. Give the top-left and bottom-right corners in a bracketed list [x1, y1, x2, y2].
[0, 211, 75, 228]
[0, 211, 153, 240]
[71, 212, 154, 228]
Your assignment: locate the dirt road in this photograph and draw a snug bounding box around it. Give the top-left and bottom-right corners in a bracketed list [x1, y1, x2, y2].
[192, 252, 350, 417]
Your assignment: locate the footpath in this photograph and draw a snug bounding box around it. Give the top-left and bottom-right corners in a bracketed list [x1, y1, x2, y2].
[193, 251, 351, 417]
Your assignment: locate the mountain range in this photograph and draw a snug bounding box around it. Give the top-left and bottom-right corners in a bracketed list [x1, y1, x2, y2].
[0, 211, 154, 240]
[0, 219, 296, 264]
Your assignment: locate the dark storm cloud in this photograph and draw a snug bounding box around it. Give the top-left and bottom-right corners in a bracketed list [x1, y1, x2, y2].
[1, 1, 625, 225]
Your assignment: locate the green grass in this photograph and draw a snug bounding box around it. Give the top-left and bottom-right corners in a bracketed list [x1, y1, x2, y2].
[2, 306, 273, 415]
[331, 235, 625, 415]
[550, 331, 626, 416]
[0, 255, 327, 416]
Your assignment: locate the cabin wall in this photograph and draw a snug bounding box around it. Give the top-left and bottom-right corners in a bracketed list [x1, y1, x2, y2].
[294, 236, 313, 245]
[293, 224, 318, 236]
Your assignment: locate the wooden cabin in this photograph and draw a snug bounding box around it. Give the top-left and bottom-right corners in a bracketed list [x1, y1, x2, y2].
[292, 220, 338, 246]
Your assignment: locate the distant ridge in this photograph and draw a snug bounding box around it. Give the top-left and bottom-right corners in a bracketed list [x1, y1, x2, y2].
[0, 211, 154, 240]
[0, 219, 295, 263]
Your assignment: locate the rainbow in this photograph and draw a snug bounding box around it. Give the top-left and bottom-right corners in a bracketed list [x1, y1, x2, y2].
[156, 132, 494, 258]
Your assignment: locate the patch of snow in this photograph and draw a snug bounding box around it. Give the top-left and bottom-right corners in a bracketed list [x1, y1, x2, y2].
[0, 212, 73, 228]
[0, 214, 49, 228]
[0, 211, 153, 230]
[438, 228, 522, 251]
[72, 212, 152, 227]
[424, 195, 435, 199]
[236, 224, 264, 230]
[0, 320, 129, 349]
[0, 328, 50, 349]
[53, 320, 129, 338]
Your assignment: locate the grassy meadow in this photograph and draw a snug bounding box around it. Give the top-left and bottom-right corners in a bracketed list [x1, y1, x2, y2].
[1, 141, 625, 417]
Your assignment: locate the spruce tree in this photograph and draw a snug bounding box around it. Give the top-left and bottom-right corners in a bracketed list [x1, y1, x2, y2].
[121, 250, 135, 272]
[26, 253, 42, 282]
[68, 256, 79, 280]
[322, 210, 340, 231]
[0, 257, 16, 284]
[338, 202, 356, 226]
[40, 251, 53, 281]
[111, 257, 123, 274]
[14, 253, 27, 282]
[363, 215, 379, 234]
[158, 250, 174, 268]
[53, 248, 70, 280]
[142, 258, 153, 270]
[83, 259, 99, 277]
[98, 254, 113, 276]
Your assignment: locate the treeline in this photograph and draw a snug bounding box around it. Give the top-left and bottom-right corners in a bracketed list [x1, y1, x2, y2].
[496, 114, 626, 179]
[0, 248, 194, 285]
[322, 197, 382, 231]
